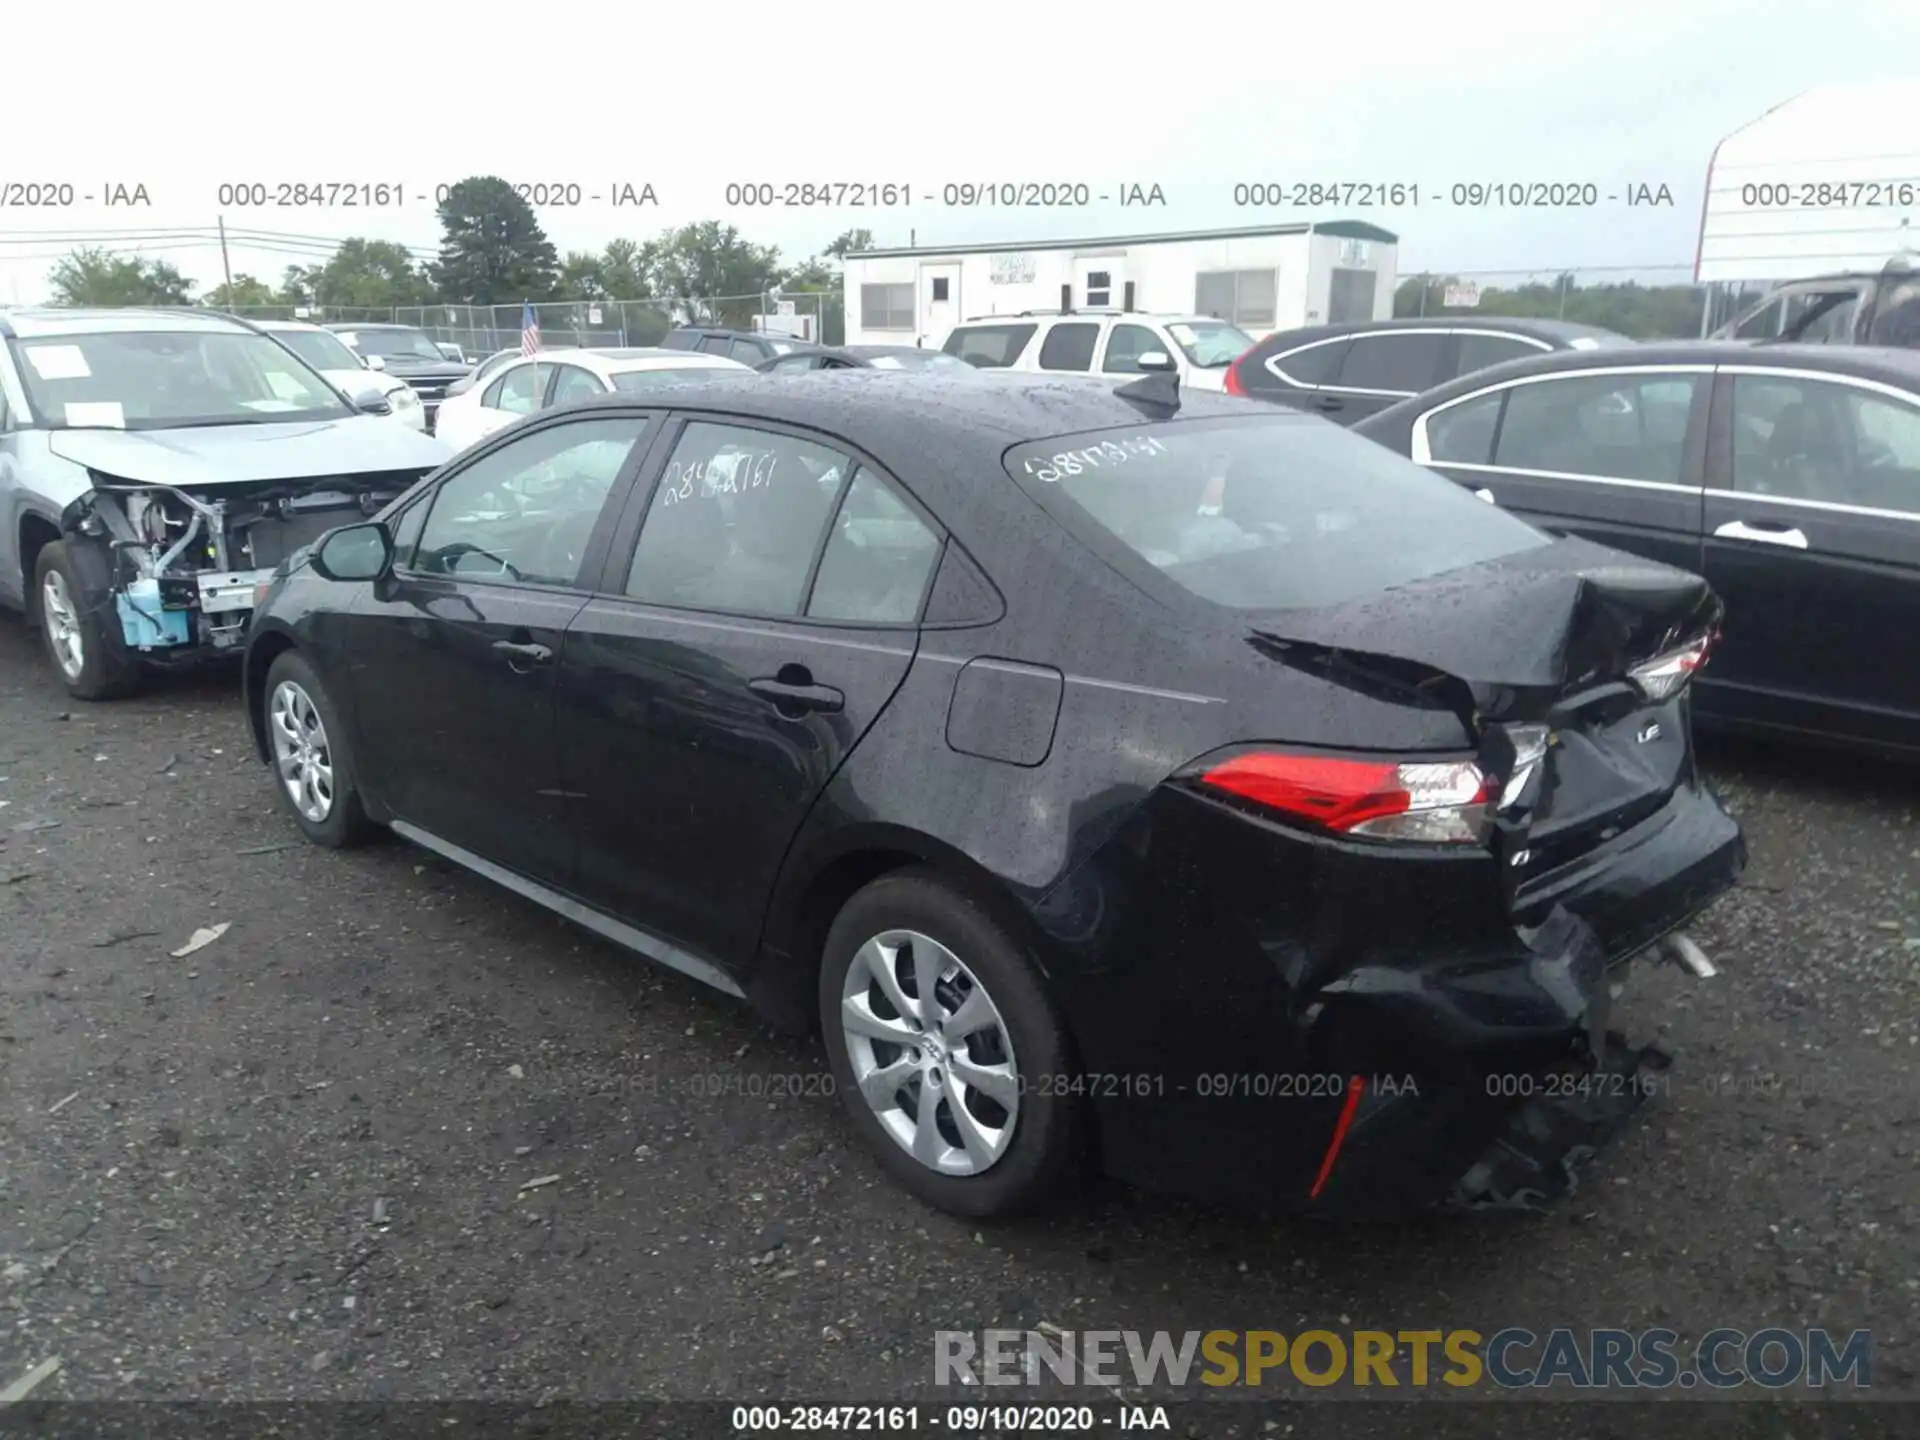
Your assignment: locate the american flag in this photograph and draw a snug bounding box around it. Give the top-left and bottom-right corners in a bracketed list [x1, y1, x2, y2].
[520, 302, 541, 355]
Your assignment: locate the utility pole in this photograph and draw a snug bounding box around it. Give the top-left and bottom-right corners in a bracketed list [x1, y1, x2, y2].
[216, 215, 235, 307]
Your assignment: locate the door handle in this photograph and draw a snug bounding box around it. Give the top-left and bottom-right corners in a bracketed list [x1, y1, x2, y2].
[1313, 394, 1344, 411]
[1713, 519, 1808, 550]
[748, 676, 845, 716]
[492, 638, 553, 665]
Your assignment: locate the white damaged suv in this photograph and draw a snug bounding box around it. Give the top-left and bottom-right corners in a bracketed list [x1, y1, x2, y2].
[0, 307, 450, 699]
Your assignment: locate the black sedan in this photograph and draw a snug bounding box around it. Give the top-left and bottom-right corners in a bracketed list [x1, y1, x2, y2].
[242, 371, 1743, 1218]
[756, 343, 973, 374]
[1353, 342, 1920, 757]
[1225, 316, 1633, 424]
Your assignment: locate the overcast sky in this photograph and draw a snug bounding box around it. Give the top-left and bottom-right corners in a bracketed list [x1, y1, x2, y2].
[4, 0, 1917, 302]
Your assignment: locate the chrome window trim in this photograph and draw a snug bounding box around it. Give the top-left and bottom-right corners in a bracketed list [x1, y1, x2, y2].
[1700, 487, 1920, 524]
[1266, 327, 1553, 396]
[1410, 364, 1718, 467]
[1432, 461, 1702, 496]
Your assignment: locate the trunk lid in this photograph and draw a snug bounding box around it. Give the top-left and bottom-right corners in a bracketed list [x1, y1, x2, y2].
[1244, 536, 1721, 896]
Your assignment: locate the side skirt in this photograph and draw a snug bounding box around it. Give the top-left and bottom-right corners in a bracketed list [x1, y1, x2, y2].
[388, 820, 746, 1000]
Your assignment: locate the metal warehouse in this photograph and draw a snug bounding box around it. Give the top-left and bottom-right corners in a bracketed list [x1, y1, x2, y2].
[840, 221, 1399, 350]
[1695, 77, 1920, 289]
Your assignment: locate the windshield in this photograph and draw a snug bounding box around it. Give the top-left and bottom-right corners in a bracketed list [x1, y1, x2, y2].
[337, 327, 446, 362]
[1166, 321, 1255, 368]
[271, 328, 363, 373]
[609, 366, 750, 393]
[1004, 415, 1549, 611]
[14, 330, 352, 430]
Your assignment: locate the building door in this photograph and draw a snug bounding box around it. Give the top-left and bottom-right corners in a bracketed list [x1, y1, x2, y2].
[1328, 268, 1378, 323]
[920, 264, 960, 346]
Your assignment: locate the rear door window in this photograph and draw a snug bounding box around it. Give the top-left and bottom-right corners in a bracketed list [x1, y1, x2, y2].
[1454, 333, 1548, 376]
[1037, 323, 1099, 372]
[1332, 334, 1449, 394]
[1003, 415, 1548, 611]
[698, 335, 732, 356]
[943, 324, 1037, 368]
[1493, 372, 1701, 483]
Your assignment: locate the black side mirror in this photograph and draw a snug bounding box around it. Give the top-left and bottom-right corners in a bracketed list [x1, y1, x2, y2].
[349, 386, 394, 416]
[310, 522, 393, 582]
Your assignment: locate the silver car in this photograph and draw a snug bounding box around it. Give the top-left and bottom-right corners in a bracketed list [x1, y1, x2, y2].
[0, 307, 452, 699]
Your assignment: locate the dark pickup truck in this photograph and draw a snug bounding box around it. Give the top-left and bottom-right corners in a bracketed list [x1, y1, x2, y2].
[1715, 256, 1920, 348]
[323, 323, 474, 432]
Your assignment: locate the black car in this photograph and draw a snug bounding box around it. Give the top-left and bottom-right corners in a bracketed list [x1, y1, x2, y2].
[1224, 317, 1633, 424]
[660, 326, 801, 366]
[325, 323, 474, 430]
[757, 344, 974, 374]
[1353, 342, 1920, 757]
[242, 371, 1743, 1218]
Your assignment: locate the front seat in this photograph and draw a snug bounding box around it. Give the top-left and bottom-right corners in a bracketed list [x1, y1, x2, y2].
[1763, 401, 1848, 502]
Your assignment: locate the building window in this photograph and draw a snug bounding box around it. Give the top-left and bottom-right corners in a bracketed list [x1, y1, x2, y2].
[1085, 270, 1111, 307]
[861, 283, 915, 332]
[930, 277, 949, 302]
[1194, 269, 1277, 328]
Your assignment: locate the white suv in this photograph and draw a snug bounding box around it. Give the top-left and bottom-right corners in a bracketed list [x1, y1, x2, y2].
[937, 311, 1255, 392]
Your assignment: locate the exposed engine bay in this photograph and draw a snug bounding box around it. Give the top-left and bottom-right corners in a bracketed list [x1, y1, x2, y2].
[60, 471, 431, 657]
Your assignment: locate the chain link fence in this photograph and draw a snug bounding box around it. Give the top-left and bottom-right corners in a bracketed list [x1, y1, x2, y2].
[216, 292, 847, 358]
[1393, 265, 1766, 339]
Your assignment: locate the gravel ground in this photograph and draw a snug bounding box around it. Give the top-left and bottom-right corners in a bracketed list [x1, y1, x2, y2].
[1, 610, 1916, 1429]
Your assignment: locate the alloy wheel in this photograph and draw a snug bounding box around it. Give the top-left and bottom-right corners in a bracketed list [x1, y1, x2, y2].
[270, 680, 335, 823]
[41, 570, 84, 681]
[839, 928, 1021, 1176]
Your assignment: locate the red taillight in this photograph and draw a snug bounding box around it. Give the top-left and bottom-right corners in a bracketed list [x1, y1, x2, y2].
[1627, 631, 1713, 702]
[1198, 751, 1493, 844]
[1223, 356, 1248, 396]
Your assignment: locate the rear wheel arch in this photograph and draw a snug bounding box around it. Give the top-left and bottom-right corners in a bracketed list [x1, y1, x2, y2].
[749, 829, 1064, 1039]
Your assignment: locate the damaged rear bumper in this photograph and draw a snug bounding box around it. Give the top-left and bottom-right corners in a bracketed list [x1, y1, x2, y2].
[1043, 779, 1744, 1217]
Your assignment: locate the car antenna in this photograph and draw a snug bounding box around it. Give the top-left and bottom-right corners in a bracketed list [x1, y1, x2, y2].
[1114, 354, 1181, 415]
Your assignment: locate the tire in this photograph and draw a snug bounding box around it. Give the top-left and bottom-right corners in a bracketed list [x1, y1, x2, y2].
[33, 541, 141, 700]
[262, 650, 377, 848]
[819, 869, 1085, 1217]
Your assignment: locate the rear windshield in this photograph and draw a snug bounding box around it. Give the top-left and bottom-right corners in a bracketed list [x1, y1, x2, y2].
[1004, 415, 1549, 611]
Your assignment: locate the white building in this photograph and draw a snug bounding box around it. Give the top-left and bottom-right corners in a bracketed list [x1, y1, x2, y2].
[1696, 78, 1920, 287]
[841, 222, 1399, 350]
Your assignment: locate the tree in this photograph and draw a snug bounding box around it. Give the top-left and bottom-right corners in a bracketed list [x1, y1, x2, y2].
[309, 238, 435, 309]
[1394, 272, 1709, 339]
[277, 264, 325, 307]
[49, 248, 194, 306]
[823, 227, 874, 260]
[432, 176, 560, 304]
[203, 273, 278, 309]
[642, 222, 784, 327]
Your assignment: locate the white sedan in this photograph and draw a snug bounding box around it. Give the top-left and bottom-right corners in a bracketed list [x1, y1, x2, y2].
[434, 346, 753, 451]
[255, 320, 428, 430]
